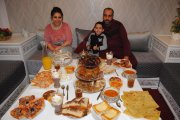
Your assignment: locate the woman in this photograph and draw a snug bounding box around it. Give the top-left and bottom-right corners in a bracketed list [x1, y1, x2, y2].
[44, 7, 73, 55]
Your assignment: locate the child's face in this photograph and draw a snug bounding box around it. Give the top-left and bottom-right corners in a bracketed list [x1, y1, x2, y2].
[94, 24, 104, 36]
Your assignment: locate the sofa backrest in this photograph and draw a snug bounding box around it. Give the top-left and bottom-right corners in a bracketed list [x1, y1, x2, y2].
[75, 28, 152, 52]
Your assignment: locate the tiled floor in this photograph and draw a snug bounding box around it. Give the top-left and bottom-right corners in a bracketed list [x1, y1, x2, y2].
[143, 88, 175, 120]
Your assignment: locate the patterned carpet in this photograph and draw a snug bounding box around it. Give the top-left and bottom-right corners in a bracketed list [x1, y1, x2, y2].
[143, 88, 175, 120]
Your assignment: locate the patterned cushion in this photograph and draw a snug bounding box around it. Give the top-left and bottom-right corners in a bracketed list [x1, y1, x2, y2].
[160, 63, 180, 106]
[128, 32, 151, 52]
[75, 28, 91, 45]
[134, 51, 162, 78]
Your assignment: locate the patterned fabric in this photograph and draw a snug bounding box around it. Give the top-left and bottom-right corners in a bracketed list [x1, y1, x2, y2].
[0, 61, 26, 104]
[160, 63, 180, 107]
[134, 51, 162, 78]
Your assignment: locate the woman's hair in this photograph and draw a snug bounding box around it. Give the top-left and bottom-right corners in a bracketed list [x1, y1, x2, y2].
[94, 21, 104, 29]
[51, 7, 63, 18]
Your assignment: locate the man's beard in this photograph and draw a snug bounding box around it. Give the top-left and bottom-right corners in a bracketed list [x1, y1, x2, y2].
[104, 20, 110, 24]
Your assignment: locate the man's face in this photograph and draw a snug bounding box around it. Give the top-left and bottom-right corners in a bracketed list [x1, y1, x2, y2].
[103, 9, 113, 24]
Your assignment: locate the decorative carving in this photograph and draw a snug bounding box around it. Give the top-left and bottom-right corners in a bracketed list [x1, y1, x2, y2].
[152, 38, 167, 55]
[0, 47, 20, 55]
[22, 38, 38, 53]
[169, 49, 180, 58]
[159, 83, 180, 119]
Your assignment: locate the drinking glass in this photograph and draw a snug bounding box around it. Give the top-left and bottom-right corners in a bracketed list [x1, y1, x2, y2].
[42, 56, 52, 70]
[127, 74, 137, 88]
[106, 51, 113, 65]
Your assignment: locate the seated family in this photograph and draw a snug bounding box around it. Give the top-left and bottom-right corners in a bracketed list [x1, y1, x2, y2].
[44, 7, 137, 69]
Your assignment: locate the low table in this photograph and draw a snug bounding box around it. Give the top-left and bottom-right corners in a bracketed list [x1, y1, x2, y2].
[2, 59, 144, 120]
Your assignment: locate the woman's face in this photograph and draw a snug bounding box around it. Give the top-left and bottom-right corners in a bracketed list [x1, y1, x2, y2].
[51, 12, 63, 27]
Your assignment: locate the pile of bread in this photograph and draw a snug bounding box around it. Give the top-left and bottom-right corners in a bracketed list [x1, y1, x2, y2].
[61, 97, 92, 118]
[92, 101, 120, 120]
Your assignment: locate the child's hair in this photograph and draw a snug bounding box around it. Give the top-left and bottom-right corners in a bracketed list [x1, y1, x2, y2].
[94, 21, 104, 29]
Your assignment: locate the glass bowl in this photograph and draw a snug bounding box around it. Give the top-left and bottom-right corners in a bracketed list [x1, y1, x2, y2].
[101, 87, 119, 103]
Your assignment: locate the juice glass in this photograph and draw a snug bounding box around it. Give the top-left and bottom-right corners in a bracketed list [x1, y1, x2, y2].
[42, 56, 52, 70]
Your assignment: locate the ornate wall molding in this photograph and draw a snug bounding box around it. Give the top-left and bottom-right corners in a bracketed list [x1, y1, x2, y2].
[0, 47, 20, 55]
[152, 38, 167, 55]
[169, 49, 180, 58]
[22, 38, 38, 54]
[159, 83, 180, 120]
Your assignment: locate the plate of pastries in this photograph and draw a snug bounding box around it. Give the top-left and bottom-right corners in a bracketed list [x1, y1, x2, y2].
[113, 59, 132, 68]
[10, 95, 45, 119]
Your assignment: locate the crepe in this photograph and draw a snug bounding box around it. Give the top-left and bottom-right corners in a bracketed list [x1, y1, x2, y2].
[31, 71, 53, 88]
[122, 91, 160, 120]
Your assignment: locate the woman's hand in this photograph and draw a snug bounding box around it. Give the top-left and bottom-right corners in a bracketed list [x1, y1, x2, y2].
[54, 46, 62, 51]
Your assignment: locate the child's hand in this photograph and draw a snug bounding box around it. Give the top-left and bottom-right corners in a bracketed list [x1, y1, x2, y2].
[87, 45, 90, 50]
[93, 45, 99, 50]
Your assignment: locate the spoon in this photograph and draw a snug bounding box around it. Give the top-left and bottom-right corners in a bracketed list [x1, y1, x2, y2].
[61, 85, 65, 96]
[116, 100, 121, 108]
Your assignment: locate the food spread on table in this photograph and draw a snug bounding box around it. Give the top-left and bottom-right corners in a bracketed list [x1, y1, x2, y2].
[10, 95, 45, 119]
[121, 91, 160, 120]
[8, 54, 161, 120]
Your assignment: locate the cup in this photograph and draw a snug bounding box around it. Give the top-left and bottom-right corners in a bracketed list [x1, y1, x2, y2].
[127, 74, 136, 88]
[106, 52, 113, 65]
[75, 88, 82, 98]
[42, 56, 52, 70]
[51, 94, 63, 115]
[52, 71, 60, 88]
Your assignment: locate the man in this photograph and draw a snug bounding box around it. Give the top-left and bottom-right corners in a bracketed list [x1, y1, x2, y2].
[75, 7, 137, 69]
[101, 8, 137, 68]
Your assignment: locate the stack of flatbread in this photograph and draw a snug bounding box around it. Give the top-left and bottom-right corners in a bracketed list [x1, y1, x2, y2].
[121, 91, 160, 120]
[31, 71, 54, 88]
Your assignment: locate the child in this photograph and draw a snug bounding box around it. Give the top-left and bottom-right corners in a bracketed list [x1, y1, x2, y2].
[86, 21, 107, 55]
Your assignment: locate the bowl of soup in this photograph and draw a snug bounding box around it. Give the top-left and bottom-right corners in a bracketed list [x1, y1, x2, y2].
[101, 87, 119, 103]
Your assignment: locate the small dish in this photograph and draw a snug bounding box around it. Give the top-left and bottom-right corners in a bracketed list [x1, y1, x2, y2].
[101, 87, 119, 103]
[109, 77, 123, 90]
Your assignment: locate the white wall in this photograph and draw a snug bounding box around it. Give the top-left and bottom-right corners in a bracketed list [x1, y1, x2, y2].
[4, 0, 178, 46]
[0, 0, 10, 28]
